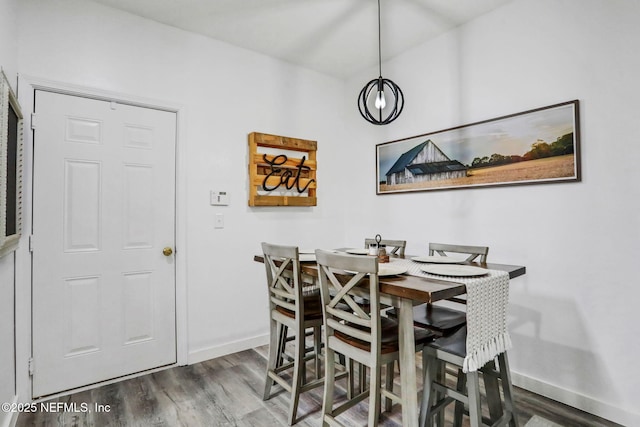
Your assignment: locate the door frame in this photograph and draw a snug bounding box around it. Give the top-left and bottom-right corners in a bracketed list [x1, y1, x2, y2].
[16, 75, 188, 399]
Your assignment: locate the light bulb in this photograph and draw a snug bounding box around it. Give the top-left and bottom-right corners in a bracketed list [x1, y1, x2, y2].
[375, 90, 386, 109]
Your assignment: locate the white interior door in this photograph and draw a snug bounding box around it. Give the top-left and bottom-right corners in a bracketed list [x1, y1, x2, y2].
[32, 90, 177, 397]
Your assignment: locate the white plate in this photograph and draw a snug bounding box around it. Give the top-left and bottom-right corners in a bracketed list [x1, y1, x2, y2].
[346, 265, 407, 277]
[345, 248, 369, 255]
[411, 255, 466, 264]
[378, 265, 407, 276]
[299, 253, 316, 262]
[420, 264, 488, 277]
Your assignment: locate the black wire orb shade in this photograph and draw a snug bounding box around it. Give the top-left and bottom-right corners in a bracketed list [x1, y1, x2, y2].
[357, 0, 404, 125]
[358, 76, 404, 125]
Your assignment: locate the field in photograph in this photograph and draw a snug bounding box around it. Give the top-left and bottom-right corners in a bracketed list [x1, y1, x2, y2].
[379, 155, 576, 192]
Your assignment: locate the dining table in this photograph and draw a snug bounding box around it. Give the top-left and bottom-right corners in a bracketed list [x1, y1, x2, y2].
[253, 249, 526, 427]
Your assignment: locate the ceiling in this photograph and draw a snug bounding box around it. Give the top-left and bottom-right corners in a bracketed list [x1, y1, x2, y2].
[89, 0, 514, 79]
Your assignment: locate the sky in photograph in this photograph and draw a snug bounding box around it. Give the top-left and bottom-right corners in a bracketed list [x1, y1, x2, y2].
[377, 103, 576, 182]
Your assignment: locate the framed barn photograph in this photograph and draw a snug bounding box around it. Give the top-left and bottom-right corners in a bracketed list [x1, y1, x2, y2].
[376, 100, 580, 194]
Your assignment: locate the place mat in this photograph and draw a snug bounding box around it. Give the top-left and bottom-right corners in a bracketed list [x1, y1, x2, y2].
[389, 258, 484, 279]
[411, 255, 467, 264]
[419, 264, 488, 277]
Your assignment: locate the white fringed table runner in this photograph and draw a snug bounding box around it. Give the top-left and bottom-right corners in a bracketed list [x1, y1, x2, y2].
[388, 258, 512, 372]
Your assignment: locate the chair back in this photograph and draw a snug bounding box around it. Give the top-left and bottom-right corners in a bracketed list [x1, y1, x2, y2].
[428, 242, 489, 262]
[315, 250, 381, 354]
[364, 238, 406, 256]
[261, 242, 304, 321]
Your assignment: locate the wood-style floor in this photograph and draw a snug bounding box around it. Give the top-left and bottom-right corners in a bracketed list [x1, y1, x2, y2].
[17, 345, 621, 427]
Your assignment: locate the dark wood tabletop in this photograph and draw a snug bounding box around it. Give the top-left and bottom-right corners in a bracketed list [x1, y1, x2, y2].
[253, 253, 526, 304]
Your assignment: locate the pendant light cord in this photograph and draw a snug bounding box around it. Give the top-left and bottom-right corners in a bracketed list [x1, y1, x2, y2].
[357, 0, 404, 125]
[377, 0, 382, 78]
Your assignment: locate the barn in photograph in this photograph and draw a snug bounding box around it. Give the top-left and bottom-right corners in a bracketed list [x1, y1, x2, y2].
[385, 140, 468, 185]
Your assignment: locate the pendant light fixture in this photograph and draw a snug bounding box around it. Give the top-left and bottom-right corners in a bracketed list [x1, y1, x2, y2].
[358, 0, 404, 125]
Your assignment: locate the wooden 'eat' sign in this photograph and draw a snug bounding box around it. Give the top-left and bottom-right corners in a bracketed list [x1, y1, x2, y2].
[248, 132, 317, 206]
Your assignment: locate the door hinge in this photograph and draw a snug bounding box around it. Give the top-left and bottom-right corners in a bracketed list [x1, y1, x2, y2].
[31, 113, 37, 130]
[29, 235, 35, 252]
[28, 358, 34, 376]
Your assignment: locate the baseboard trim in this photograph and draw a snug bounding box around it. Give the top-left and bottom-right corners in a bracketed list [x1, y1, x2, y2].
[188, 334, 269, 365]
[511, 371, 638, 426]
[0, 395, 19, 427]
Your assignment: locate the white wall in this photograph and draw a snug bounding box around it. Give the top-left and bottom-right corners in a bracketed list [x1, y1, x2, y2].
[0, 0, 18, 82]
[344, 0, 640, 425]
[16, 0, 349, 393]
[0, 0, 19, 426]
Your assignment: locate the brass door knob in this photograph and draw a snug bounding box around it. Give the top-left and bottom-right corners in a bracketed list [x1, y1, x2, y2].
[162, 247, 173, 256]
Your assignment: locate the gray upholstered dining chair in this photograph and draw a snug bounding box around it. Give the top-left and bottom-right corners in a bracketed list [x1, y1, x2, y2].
[419, 265, 518, 427]
[419, 327, 518, 427]
[261, 242, 325, 425]
[364, 238, 407, 257]
[429, 242, 489, 263]
[344, 237, 406, 394]
[315, 249, 434, 426]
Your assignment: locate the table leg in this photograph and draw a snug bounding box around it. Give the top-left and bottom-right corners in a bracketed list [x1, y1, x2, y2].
[398, 298, 418, 427]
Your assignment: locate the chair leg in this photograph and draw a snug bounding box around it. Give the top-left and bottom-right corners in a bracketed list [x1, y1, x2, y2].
[435, 362, 446, 427]
[467, 371, 482, 427]
[300, 328, 307, 386]
[347, 357, 355, 399]
[384, 361, 394, 412]
[453, 369, 466, 427]
[314, 325, 322, 379]
[368, 365, 381, 427]
[483, 359, 503, 423]
[419, 353, 438, 427]
[498, 353, 519, 427]
[287, 328, 305, 425]
[359, 363, 366, 393]
[277, 324, 288, 366]
[347, 359, 367, 396]
[338, 353, 346, 367]
[322, 346, 337, 427]
[420, 351, 428, 427]
[263, 318, 280, 400]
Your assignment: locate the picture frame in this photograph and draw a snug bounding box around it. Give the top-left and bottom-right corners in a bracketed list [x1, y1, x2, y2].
[0, 69, 24, 257]
[376, 100, 580, 194]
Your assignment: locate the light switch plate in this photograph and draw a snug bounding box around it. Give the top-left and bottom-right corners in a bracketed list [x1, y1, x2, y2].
[214, 213, 224, 229]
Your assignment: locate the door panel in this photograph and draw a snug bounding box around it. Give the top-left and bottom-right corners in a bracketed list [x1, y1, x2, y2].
[64, 159, 102, 252]
[32, 91, 177, 397]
